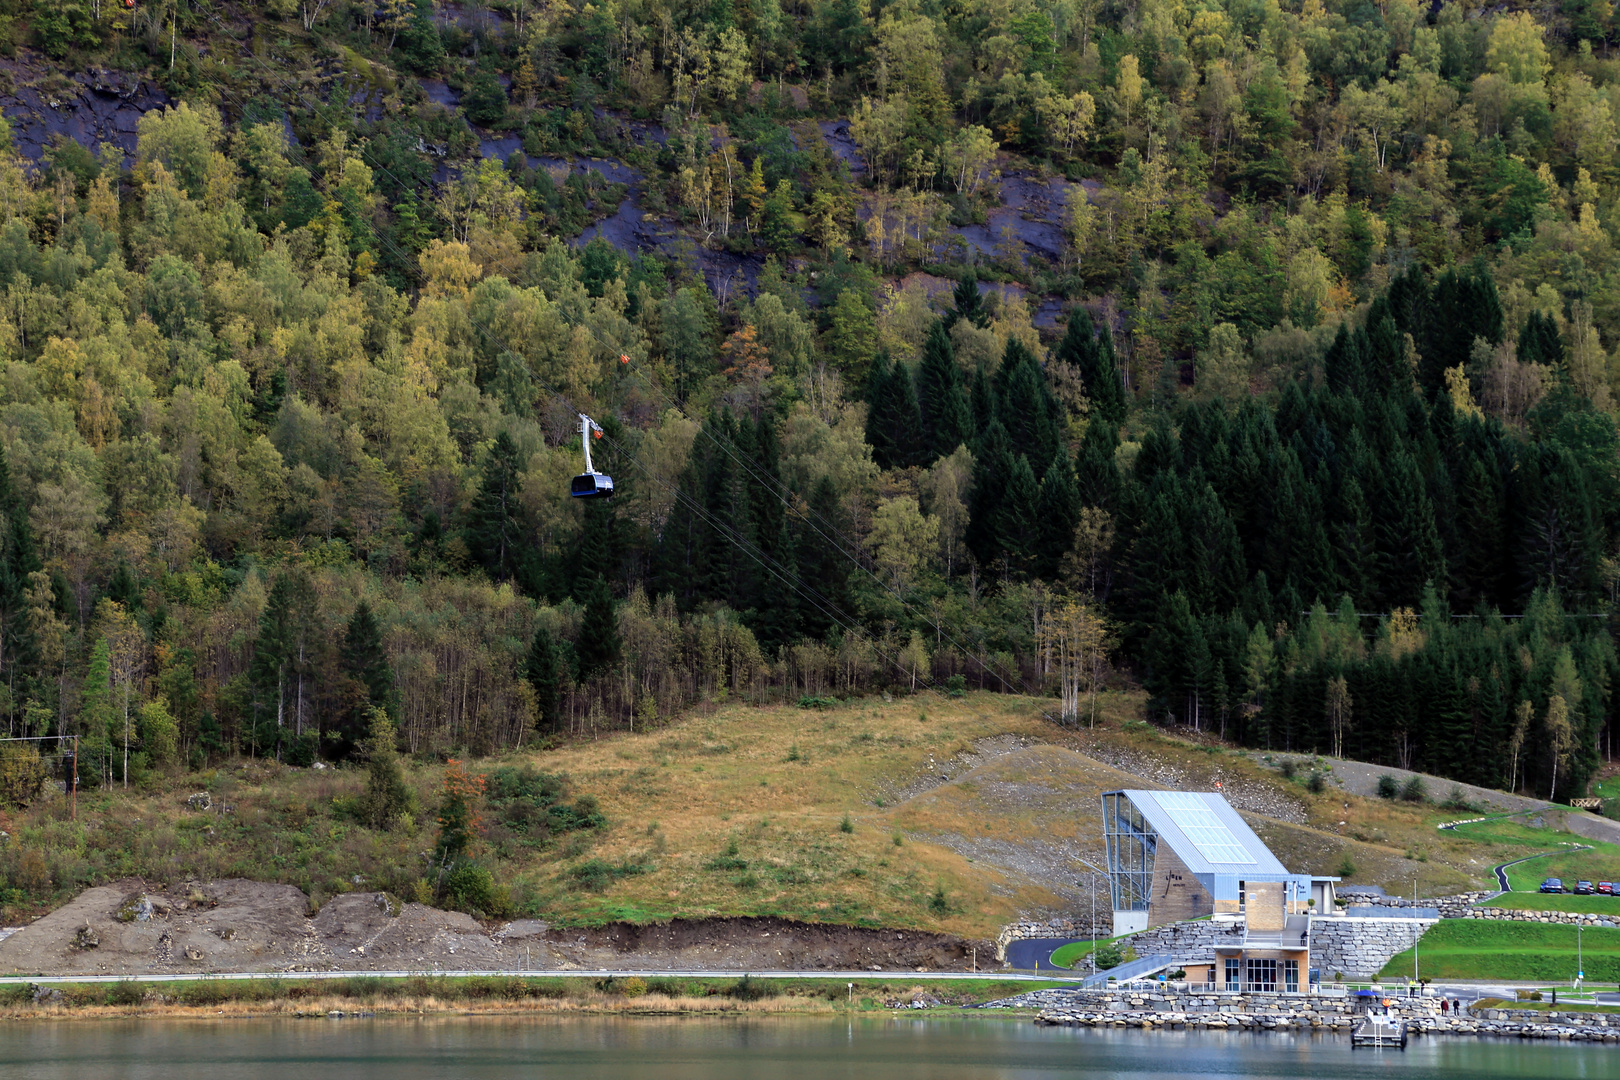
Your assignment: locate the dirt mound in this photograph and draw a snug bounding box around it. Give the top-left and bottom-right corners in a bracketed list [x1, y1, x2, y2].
[890, 744, 1139, 917]
[0, 879, 510, 976]
[0, 878, 989, 975]
[549, 916, 978, 971]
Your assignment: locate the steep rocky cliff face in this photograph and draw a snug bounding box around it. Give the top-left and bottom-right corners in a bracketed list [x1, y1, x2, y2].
[0, 59, 170, 162]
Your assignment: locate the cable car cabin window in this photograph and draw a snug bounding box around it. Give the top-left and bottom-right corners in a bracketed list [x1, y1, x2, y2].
[571, 473, 613, 498]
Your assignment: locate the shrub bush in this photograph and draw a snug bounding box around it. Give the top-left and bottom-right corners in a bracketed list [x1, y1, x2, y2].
[1401, 776, 1427, 802]
[1377, 775, 1399, 799]
[569, 857, 648, 891]
[445, 864, 499, 913]
[106, 981, 143, 1006]
[726, 974, 775, 1001]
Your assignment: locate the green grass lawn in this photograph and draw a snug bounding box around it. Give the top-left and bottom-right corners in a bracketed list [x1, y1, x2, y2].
[1380, 920, 1620, 982]
[1047, 933, 1139, 970]
[1049, 941, 1093, 969]
[1485, 891, 1620, 914]
[1474, 997, 1620, 1014]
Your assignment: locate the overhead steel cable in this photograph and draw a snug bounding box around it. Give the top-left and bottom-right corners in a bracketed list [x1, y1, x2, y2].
[597, 430, 964, 700]
[196, 18, 1030, 696]
[183, 27, 972, 700]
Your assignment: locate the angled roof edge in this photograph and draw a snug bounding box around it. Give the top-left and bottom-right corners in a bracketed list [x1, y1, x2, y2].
[1105, 789, 1293, 877]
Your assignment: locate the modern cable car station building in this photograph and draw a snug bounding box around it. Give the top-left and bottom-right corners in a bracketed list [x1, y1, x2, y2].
[1102, 789, 1337, 992]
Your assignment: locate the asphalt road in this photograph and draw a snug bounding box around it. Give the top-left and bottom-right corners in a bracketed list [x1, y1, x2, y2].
[1003, 937, 1090, 973]
[1487, 846, 1591, 891]
[0, 968, 1081, 987]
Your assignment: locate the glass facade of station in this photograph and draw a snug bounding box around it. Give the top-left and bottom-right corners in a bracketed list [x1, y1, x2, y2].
[1102, 791, 1156, 912]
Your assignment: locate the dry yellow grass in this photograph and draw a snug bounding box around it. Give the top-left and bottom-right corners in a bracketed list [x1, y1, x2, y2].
[12, 688, 1550, 947]
[512, 690, 1541, 932]
[517, 691, 1058, 937]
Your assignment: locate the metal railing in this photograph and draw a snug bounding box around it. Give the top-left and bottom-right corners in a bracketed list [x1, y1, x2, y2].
[1079, 954, 1176, 989]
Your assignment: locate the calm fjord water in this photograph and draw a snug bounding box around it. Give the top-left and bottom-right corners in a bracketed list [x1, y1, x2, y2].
[0, 1016, 1610, 1079]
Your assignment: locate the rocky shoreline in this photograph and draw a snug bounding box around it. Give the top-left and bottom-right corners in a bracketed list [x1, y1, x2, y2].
[985, 989, 1620, 1043]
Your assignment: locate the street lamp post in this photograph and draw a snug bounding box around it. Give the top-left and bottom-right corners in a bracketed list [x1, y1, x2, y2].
[1076, 857, 1107, 976]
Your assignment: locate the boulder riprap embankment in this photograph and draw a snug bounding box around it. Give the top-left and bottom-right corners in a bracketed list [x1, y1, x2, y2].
[981, 988, 1620, 1042]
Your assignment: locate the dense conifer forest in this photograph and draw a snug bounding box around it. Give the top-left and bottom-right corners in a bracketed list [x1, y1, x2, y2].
[0, 0, 1613, 811]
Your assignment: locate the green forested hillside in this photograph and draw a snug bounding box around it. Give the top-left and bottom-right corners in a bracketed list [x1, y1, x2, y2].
[0, 0, 1611, 832]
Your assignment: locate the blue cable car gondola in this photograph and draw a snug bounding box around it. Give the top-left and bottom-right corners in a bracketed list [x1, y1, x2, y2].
[570, 413, 614, 499]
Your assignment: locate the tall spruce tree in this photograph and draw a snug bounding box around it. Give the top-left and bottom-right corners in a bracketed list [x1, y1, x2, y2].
[247, 569, 322, 759]
[967, 419, 1015, 569]
[1421, 265, 1503, 395]
[80, 636, 115, 786]
[1323, 323, 1364, 397]
[1074, 420, 1121, 510]
[576, 575, 620, 681]
[915, 320, 972, 460]
[997, 340, 1062, 478]
[1060, 310, 1127, 422]
[465, 431, 526, 583]
[945, 269, 988, 329]
[0, 444, 38, 716]
[1518, 310, 1565, 367]
[872, 359, 925, 469]
[1035, 453, 1080, 579]
[752, 514, 803, 653]
[526, 624, 562, 731]
[796, 477, 852, 641]
[335, 601, 394, 754]
[999, 455, 1042, 575]
[864, 350, 893, 459]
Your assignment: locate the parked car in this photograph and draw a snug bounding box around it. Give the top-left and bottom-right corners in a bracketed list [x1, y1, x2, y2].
[1540, 878, 1566, 893]
[1596, 882, 1615, 895]
[1574, 881, 1595, 895]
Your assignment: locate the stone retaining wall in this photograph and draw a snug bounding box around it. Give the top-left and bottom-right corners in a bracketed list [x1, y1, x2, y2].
[995, 918, 1110, 959]
[1113, 919, 1244, 963]
[1308, 917, 1434, 980]
[1457, 906, 1619, 927]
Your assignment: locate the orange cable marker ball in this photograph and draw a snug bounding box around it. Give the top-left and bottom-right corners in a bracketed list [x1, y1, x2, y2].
[593, 430, 602, 438]
[620, 354, 629, 363]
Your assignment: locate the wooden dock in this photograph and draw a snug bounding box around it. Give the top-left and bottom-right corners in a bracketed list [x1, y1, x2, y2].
[1351, 1018, 1408, 1048]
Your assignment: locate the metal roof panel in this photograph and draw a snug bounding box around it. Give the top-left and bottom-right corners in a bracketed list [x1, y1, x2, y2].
[1106, 789, 1292, 876]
